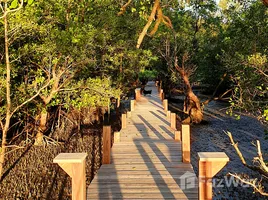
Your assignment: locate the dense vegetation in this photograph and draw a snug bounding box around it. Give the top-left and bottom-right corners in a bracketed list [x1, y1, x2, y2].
[0, 0, 267, 198]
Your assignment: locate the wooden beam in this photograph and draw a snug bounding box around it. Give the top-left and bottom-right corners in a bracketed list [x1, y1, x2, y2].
[53, 153, 87, 200]
[103, 125, 111, 164]
[182, 124, 190, 163]
[170, 113, 176, 130]
[198, 152, 229, 200]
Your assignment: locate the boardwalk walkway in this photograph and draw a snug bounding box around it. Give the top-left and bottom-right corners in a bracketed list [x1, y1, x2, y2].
[87, 82, 198, 199]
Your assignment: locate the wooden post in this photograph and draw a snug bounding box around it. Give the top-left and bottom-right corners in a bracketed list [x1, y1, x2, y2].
[53, 153, 87, 200]
[182, 124, 190, 163]
[166, 110, 171, 119]
[135, 88, 141, 101]
[122, 113, 127, 129]
[170, 113, 176, 130]
[103, 125, 111, 164]
[117, 96, 120, 108]
[127, 111, 131, 118]
[198, 152, 229, 200]
[131, 100, 135, 111]
[116, 96, 120, 117]
[161, 92, 165, 101]
[159, 89, 163, 98]
[114, 131, 120, 143]
[174, 130, 181, 141]
[163, 99, 168, 112]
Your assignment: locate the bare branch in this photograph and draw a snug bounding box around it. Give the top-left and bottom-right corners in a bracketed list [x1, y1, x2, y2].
[136, 0, 160, 48]
[0, 0, 24, 19]
[11, 80, 51, 117]
[229, 173, 268, 196]
[202, 73, 227, 105]
[254, 140, 268, 173]
[255, 67, 268, 78]
[226, 131, 249, 165]
[30, 61, 50, 77]
[0, 120, 3, 131]
[226, 131, 268, 177]
[118, 0, 132, 16]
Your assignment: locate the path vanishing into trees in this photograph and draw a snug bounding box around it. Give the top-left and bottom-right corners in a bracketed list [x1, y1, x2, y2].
[87, 81, 198, 199]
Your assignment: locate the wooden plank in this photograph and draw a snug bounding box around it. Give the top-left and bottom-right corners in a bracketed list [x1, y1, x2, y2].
[95, 171, 196, 176]
[100, 163, 193, 169]
[110, 159, 183, 164]
[87, 193, 198, 199]
[53, 153, 87, 163]
[91, 179, 195, 184]
[111, 153, 181, 157]
[88, 183, 198, 190]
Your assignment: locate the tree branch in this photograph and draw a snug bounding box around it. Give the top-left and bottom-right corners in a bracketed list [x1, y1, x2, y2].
[136, 0, 160, 48]
[229, 173, 268, 196]
[254, 140, 268, 173]
[0, 0, 24, 19]
[118, 0, 132, 16]
[226, 131, 268, 177]
[11, 80, 51, 117]
[202, 73, 227, 105]
[226, 131, 247, 164]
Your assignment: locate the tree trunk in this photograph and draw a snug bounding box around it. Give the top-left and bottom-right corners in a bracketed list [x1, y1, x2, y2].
[0, 2, 12, 179]
[34, 111, 48, 145]
[179, 68, 203, 124]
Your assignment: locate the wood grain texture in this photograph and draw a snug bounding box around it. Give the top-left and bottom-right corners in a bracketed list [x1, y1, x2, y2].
[102, 125, 111, 164]
[54, 153, 87, 200]
[182, 124, 190, 163]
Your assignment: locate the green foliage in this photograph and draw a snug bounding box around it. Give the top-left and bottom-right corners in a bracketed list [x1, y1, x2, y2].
[220, 1, 268, 122]
[65, 77, 121, 110]
[139, 70, 157, 83]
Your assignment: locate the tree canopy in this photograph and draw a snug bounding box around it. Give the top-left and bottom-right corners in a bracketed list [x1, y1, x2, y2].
[0, 0, 267, 195]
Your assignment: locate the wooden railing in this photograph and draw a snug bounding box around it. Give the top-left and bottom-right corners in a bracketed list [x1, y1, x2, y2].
[54, 85, 229, 200]
[159, 85, 229, 200]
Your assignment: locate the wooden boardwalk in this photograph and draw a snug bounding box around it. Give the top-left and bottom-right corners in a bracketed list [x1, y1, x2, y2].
[87, 82, 198, 199]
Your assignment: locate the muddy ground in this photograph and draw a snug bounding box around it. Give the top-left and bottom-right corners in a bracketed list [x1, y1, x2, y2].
[171, 97, 268, 200]
[0, 113, 121, 200]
